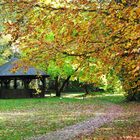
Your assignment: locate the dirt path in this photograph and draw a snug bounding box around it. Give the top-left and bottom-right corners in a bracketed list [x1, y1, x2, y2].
[30, 104, 123, 140]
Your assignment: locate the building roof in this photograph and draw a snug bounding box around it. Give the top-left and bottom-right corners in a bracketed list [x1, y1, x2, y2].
[0, 58, 49, 77]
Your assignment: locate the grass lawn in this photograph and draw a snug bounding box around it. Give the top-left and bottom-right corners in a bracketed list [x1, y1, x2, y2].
[0, 94, 139, 140]
[0, 96, 108, 140]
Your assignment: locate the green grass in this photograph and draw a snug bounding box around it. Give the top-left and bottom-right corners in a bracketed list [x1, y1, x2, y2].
[73, 92, 125, 104]
[0, 94, 138, 140]
[92, 94, 125, 104]
[0, 98, 80, 111]
[0, 97, 107, 140]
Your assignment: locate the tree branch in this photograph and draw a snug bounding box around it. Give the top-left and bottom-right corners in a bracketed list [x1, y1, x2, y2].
[62, 50, 96, 57]
[34, 3, 98, 12]
[0, 2, 8, 6]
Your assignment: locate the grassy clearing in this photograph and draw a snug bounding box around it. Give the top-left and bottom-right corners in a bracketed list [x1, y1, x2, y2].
[63, 92, 125, 104]
[88, 94, 125, 104]
[0, 94, 139, 140]
[0, 97, 108, 140]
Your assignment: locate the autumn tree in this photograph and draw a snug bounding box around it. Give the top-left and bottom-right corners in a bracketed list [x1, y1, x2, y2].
[1, 0, 139, 100]
[102, 0, 140, 100]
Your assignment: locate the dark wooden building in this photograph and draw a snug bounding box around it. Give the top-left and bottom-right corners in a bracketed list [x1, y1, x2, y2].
[0, 58, 49, 99]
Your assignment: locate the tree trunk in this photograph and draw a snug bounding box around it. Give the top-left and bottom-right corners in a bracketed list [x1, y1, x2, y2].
[54, 64, 81, 97]
[125, 87, 140, 101]
[55, 76, 61, 97]
[59, 76, 71, 94]
[56, 90, 61, 97]
[84, 84, 89, 95]
[55, 76, 71, 97]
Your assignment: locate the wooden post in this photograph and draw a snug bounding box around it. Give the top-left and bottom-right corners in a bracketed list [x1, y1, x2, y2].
[0, 80, 2, 88]
[1, 80, 5, 88]
[23, 79, 31, 89]
[40, 77, 46, 98]
[4, 80, 10, 88]
[14, 78, 17, 89]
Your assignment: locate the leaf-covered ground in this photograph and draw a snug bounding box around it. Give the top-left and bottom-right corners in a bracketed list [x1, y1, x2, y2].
[74, 102, 140, 140]
[31, 103, 123, 140]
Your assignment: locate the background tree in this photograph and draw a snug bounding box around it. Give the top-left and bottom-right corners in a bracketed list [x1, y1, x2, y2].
[46, 56, 81, 97]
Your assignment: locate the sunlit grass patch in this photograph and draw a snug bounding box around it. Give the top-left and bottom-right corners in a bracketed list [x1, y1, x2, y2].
[63, 92, 125, 104]
[92, 94, 125, 104]
[78, 93, 125, 104]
